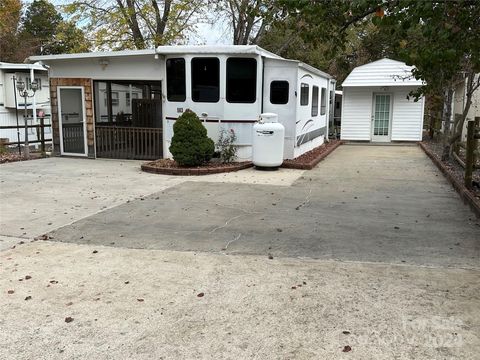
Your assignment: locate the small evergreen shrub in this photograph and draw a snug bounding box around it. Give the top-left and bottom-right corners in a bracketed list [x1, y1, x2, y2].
[169, 109, 215, 166]
[216, 128, 237, 163]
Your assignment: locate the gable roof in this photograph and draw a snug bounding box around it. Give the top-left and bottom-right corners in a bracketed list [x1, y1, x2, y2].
[342, 58, 423, 87]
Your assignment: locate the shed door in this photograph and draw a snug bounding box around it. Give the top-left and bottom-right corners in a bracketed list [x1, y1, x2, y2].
[371, 94, 392, 142]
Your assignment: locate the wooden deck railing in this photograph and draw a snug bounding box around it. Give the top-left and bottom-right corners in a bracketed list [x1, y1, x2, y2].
[95, 126, 163, 160]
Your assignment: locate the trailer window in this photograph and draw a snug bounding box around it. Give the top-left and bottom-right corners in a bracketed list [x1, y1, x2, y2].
[321, 87, 326, 115]
[226, 58, 257, 103]
[270, 81, 289, 104]
[166, 58, 186, 102]
[311, 86, 319, 116]
[300, 83, 309, 106]
[192, 57, 220, 102]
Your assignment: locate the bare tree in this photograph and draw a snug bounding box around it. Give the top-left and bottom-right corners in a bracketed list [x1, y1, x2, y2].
[65, 0, 207, 50]
[215, 0, 278, 45]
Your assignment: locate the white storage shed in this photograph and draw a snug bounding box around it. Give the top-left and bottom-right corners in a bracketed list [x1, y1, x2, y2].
[340, 58, 425, 142]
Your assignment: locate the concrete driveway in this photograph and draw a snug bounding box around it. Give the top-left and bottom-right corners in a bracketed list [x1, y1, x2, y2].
[1, 145, 479, 359]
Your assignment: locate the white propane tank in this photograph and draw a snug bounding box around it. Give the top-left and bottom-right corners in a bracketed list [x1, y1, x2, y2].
[252, 113, 285, 167]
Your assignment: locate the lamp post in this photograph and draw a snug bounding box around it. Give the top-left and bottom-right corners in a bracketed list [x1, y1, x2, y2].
[16, 79, 39, 159]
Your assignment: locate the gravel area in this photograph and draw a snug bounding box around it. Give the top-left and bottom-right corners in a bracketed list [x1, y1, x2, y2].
[144, 158, 250, 169]
[0, 152, 45, 164]
[422, 138, 480, 199]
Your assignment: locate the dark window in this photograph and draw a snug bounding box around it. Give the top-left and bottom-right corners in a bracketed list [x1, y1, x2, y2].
[226, 58, 257, 103]
[312, 86, 319, 116]
[166, 58, 186, 102]
[300, 83, 309, 106]
[270, 81, 289, 104]
[321, 87, 326, 115]
[192, 57, 220, 102]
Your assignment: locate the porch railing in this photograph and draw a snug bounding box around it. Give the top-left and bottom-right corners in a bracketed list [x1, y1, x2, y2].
[95, 126, 163, 160]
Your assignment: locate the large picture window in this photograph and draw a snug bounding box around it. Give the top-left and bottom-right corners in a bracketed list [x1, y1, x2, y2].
[166, 58, 186, 102]
[300, 83, 309, 106]
[312, 86, 319, 116]
[321, 87, 327, 115]
[93, 80, 162, 128]
[270, 81, 289, 104]
[192, 57, 220, 102]
[226, 57, 257, 103]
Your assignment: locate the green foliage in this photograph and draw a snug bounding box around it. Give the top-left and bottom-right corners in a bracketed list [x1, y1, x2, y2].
[169, 110, 215, 167]
[21, 0, 91, 56]
[216, 128, 237, 163]
[22, 0, 62, 41]
[1, 0, 90, 61]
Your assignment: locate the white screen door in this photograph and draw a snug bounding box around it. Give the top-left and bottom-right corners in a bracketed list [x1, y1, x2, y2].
[58, 87, 87, 156]
[372, 94, 391, 142]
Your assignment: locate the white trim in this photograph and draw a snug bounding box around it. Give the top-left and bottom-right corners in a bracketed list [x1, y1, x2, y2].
[371, 93, 393, 142]
[29, 49, 156, 62]
[57, 86, 88, 157]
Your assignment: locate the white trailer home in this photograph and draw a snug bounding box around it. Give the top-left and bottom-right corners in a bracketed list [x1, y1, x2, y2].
[340, 58, 425, 142]
[29, 45, 335, 160]
[0, 62, 51, 145]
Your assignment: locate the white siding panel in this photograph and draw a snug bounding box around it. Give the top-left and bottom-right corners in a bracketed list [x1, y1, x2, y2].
[341, 88, 372, 140]
[391, 89, 424, 141]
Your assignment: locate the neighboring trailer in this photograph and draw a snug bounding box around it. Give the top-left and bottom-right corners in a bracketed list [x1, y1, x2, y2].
[0, 62, 51, 145]
[29, 46, 335, 160]
[340, 58, 425, 142]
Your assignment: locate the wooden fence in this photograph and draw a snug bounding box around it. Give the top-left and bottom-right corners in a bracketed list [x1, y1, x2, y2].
[452, 117, 480, 189]
[0, 116, 52, 153]
[95, 126, 162, 160]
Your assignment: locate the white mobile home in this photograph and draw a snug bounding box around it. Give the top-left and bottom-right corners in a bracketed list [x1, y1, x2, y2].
[0, 62, 51, 145]
[341, 58, 425, 142]
[29, 46, 335, 160]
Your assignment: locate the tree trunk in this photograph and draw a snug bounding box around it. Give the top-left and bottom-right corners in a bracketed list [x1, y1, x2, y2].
[441, 87, 454, 161]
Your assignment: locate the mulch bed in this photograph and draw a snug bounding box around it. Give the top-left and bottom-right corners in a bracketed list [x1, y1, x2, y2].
[141, 158, 253, 176]
[0, 152, 45, 164]
[419, 139, 480, 218]
[281, 140, 344, 170]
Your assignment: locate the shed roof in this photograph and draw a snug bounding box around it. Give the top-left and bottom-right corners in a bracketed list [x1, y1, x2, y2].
[342, 58, 423, 87]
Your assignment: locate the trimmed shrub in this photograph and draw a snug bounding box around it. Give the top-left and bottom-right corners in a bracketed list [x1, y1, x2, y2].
[169, 109, 215, 166]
